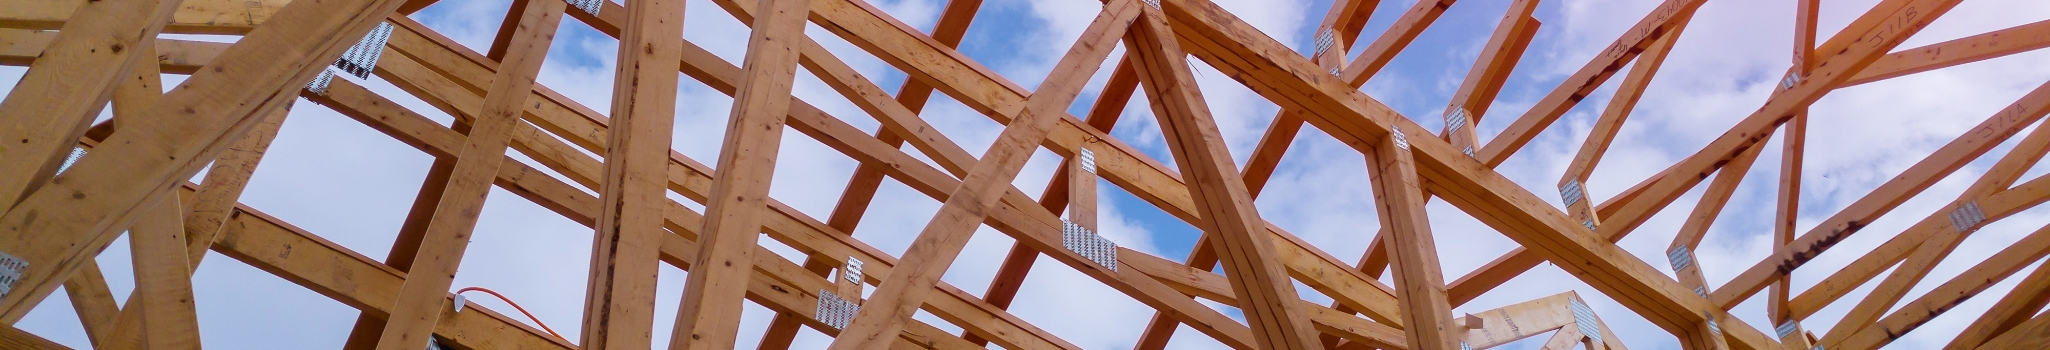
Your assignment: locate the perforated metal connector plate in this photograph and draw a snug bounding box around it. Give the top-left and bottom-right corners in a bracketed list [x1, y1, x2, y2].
[1668, 246, 1694, 271]
[843, 257, 863, 284]
[1582, 219, 1597, 231]
[334, 22, 394, 79]
[57, 146, 86, 174]
[1078, 148, 1097, 174]
[0, 251, 26, 299]
[1706, 317, 1722, 335]
[1694, 286, 1708, 297]
[1329, 67, 1342, 77]
[1568, 297, 1603, 344]
[1313, 29, 1336, 56]
[815, 290, 859, 330]
[1776, 320, 1800, 338]
[1462, 146, 1475, 157]
[1063, 220, 1118, 271]
[1459, 341, 1472, 350]
[566, 0, 603, 14]
[1141, 0, 1159, 8]
[1951, 201, 1986, 233]
[1559, 180, 1585, 208]
[1444, 107, 1469, 133]
[1390, 129, 1409, 151]
[306, 69, 336, 95]
[1781, 72, 1803, 90]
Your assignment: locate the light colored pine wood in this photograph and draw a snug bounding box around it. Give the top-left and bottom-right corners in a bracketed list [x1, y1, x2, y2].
[1364, 122, 1457, 350]
[61, 260, 117, 347]
[1947, 255, 2050, 349]
[668, 0, 810, 347]
[130, 196, 200, 350]
[0, 0, 407, 322]
[0, 0, 289, 35]
[1721, 77, 2050, 310]
[824, 2, 1138, 347]
[1127, 4, 1321, 349]
[579, 0, 686, 346]
[0, 0, 183, 214]
[370, 0, 565, 348]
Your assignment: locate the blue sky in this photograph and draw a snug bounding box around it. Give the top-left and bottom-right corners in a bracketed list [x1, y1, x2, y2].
[10, 0, 2050, 348]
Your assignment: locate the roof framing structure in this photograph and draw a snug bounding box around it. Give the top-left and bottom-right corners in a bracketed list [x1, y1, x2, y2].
[1, 0, 2049, 348]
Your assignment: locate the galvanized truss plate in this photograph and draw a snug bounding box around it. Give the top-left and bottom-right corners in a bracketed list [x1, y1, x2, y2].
[1667, 246, 1694, 271]
[334, 22, 395, 79]
[1313, 29, 1336, 56]
[844, 257, 864, 284]
[566, 0, 603, 14]
[1063, 220, 1118, 271]
[1559, 180, 1584, 208]
[1444, 107, 1469, 133]
[1951, 201, 1986, 233]
[1569, 297, 1603, 344]
[0, 251, 25, 299]
[306, 69, 336, 95]
[1078, 148, 1097, 174]
[815, 290, 859, 330]
[1391, 129, 1409, 151]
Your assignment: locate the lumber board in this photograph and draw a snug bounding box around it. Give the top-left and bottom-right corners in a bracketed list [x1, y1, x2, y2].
[580, 0, 685, 346]
[0, 0, 287, 34]
[0, 0, 405, 323]
[370, 0, 565, 347]
[1126, 4, 1321, 348]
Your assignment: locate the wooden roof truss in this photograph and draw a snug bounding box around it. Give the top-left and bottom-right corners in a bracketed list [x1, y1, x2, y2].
[1, 0, 2049, 348]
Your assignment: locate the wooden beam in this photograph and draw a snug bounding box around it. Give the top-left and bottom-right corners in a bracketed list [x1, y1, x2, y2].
[0, 0, 288, 35]
[315, 72, 1056, 350]
[0, 0, 182, 214]
[1811, 113, 2050, 347]
[129, 196, 200, 350]
[670, 0, 809, 347]
[1366, 128, 1457, 349]
[766, 0, 1405, 338]
[1126, 4, 1321, 349]
[1155, 0, 1784, 346]
[971, 58, 1131, 347]
[1667, 135, 1769, 291]
[1769, 113, 1807, 345]
[1786, 165, 2050, 322]
[61, 261, 117, 347]
[93, 102, 295, 350]
[1979, 310, 2050, 349]
[1844, 19, 2050, 87]
[1441, 0, 1539, 154]
[1828, 221, 2050, 349]
[1714, 77, 2050, 310]
[1947, 251, 2050, 349]
[772, 1, 984, 346]
[580, 0, 687, 346]
[370, 0, 565, 347]
[0, 325, 67, 350]
[336, 33, 1080, 348]
[1474, 0, 1702, 166]
[1435, 3, 1699, 309]
[825, 2, 1137, 347]
[1147, 0, 1393, 344]
[1553, 14, 1688, 233]
[0, 0, 404, 322]
[205, 185, 579, 350]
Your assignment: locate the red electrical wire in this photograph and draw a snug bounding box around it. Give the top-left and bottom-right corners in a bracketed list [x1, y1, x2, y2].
[454, 287, 567, 341]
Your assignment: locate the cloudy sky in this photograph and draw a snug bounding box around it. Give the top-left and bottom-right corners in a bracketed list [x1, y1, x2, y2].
[10, 0, 2050, 348]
